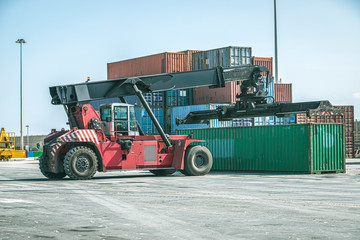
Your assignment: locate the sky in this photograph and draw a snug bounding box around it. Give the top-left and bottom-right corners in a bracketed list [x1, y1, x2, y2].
[0, 0, 359, 135]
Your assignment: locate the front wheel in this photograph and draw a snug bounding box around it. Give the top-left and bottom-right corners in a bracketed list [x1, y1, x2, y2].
[39, 152, 66, 179]
[63, 146, 98, 180]
[182, 145, 213, 176]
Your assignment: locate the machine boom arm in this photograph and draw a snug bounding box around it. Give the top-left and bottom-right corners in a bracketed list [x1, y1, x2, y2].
[50, 65, 268, 105]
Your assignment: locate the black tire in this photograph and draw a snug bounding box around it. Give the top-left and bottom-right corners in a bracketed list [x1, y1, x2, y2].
[39, 152, 66, 179]
[150, 169, 176, 176]
[182, 145, 213, 176]
[64, 146, 98, 180]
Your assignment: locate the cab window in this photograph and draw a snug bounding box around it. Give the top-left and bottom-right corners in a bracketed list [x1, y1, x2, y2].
[100, 106, 111, 122]
[114, 106, 128, 120]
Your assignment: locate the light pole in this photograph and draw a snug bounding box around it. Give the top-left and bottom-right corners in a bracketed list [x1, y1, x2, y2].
[274, 0, 279, 83]
[26, 125, 29, 150]
[16, 38, 26, 150]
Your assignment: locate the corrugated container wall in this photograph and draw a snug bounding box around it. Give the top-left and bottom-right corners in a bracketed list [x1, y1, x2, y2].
[170, 104, 232, 134]
[252, 57, 273, 77]
[134, 106, 164, 135]
[192, 46, 252, 105]
[296, 105, 354, 158]
[177, 124, 345, 173]
[274, 83, 292, 103]
[108, 53, 165, 79]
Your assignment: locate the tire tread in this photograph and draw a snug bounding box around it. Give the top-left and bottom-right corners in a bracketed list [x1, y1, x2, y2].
[64, 146, 97, 180]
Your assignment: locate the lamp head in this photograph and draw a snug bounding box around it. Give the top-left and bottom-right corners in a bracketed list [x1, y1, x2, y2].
[16, 39, 26, 44]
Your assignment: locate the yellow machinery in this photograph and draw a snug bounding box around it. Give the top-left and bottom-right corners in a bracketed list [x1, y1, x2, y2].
[0, 128, 26, 160]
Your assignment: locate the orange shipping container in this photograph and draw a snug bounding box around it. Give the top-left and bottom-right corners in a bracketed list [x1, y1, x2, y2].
[274, 83, 292, 103]
[252, 56, 273, 77]
[193, 82, 241, 104]
[107, 50, 201, 80]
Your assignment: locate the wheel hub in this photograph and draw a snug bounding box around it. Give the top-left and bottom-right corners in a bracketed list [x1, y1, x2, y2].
[195, 155, 205, 167]
[76, 156, 90, 172]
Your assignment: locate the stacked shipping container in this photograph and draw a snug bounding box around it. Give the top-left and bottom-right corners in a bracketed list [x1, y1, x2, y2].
[192, 46, 252, 104]
[296, 105, 354, 158]
[135, 107, 164, 135]
[108, 51, 197, 79]
[274, 83, 292, 103]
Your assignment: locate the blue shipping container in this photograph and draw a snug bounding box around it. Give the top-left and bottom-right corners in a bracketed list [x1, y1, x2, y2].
[125, 89, 193, 107]
[275, 114, 296, 125]
[232, 118, 254, 127]
[135, 106, 164, 135]
[170, 104, 232, 134]
[166, 89, 193, 106]
[125, 92, 164, 106]
[253, 115, 296, 126]
[264, 76, 274, 101]
[254, 116, 275, 126]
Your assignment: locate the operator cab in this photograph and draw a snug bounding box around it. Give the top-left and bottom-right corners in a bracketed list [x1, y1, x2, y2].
[99, 103, 139, 137]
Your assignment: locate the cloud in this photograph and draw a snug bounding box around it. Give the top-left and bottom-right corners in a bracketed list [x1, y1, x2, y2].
[353, 92, 360, 99]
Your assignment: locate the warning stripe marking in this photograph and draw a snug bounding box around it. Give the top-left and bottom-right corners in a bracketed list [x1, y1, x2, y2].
[50, 129, 99, 158]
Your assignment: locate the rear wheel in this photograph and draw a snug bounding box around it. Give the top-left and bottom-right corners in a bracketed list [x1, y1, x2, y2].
[182, 145, 213, 176]
[150, 169, 176, 176]
[39, 152, 66, 179]
[64, 146, 98, 180]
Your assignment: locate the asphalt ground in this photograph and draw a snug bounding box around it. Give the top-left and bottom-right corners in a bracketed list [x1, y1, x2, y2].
[0, 159, 359, 240]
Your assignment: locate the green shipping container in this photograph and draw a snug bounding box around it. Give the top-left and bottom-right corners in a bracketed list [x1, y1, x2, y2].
[177, 124, 345, 173]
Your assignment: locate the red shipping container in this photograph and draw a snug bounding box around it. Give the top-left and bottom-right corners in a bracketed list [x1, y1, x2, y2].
[107, 50, 200, 80]
[252, 57, 273, 77]
[193, 82, 241, 104]
[296, 105, 354, 158]
[274, 83, 292, 103]
[178, 50, 201, 72]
